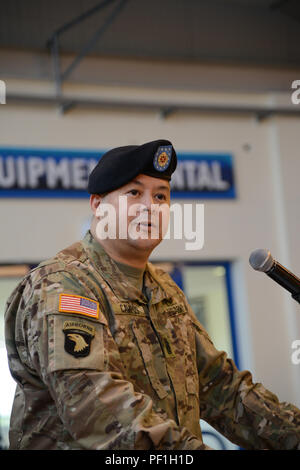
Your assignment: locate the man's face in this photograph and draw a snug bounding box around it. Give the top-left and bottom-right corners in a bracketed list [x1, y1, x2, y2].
[91, 173, 171, 252]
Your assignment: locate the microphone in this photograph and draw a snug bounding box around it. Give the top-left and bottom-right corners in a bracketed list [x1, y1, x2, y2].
[249, 249, 300, 304]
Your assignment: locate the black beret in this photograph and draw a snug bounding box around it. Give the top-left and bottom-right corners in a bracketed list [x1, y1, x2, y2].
[88, 139, 177, 194]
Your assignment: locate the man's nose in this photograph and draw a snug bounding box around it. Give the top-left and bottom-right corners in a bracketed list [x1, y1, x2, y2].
[140, 191, 155, 209]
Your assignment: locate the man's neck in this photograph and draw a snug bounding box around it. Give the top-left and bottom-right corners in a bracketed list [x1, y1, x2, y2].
[90, 225, 149, 270]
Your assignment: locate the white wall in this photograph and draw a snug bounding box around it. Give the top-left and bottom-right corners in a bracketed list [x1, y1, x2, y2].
[0, 77, 300, 408]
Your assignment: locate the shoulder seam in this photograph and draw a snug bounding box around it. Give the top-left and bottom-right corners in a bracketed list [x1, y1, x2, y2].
[30, 260, 89, 284]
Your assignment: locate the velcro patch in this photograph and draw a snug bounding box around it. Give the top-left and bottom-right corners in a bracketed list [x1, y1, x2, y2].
[59, 293, 99, 319]
[161, 333, 176, 358]
[63, 321, 95, 358]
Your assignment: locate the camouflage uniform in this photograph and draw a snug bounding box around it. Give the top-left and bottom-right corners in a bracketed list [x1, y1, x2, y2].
[5, 230, 300, 450]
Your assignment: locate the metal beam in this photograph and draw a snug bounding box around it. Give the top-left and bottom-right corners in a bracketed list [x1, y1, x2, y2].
[51, 34, 62, 102]
[46, 0, 129, 113]
[6, 93, 300, 120]
[61, 0, 128, 82]
[46, 0, 118, 48]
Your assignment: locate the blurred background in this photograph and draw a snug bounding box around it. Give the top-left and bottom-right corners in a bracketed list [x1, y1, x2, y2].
[0, 0, 300, 450]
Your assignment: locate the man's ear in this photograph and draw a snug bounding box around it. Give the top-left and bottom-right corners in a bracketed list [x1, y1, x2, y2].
[90, 194, 102, 216]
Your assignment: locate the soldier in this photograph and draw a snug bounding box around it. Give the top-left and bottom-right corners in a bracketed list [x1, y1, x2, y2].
[4, 139, 300, 450]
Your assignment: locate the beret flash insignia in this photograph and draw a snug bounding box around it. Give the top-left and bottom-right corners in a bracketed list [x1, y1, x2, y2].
[153, 145, 172, 172]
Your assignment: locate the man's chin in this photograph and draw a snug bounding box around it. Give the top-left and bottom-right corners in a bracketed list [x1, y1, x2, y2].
[127, 235, 162, 251]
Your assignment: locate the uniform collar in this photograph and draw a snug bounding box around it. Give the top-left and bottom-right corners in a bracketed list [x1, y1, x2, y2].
[81, 230, 169, 304]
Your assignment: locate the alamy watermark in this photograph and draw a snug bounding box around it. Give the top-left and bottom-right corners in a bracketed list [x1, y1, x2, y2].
[95, 197, 204, 251]
[0, 80, 6, 104]
[291, 340, 300, 365]
[291, 80, 300, 105]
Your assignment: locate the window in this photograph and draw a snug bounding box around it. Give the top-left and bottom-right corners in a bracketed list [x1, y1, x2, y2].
[0, 265, 29, 449]
[153, 260, 239, 450]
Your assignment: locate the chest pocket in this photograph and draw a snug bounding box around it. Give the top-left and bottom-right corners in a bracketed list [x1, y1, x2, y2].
[131, 320, 169, 400]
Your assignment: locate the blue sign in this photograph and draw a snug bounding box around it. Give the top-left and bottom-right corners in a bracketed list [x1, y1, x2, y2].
[0, 147, 235, 199]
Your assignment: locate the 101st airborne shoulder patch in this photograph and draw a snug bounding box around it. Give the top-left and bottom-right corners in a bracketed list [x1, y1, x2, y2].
[59, 293, 99, 319]
[63, 320, 95, 358]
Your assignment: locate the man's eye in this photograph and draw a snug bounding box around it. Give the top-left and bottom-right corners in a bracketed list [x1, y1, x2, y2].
[128, 189, 139, 196]
[156, 193, 166, 200]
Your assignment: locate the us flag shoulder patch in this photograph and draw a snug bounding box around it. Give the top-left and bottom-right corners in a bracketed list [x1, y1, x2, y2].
[59, 293, 99, 319]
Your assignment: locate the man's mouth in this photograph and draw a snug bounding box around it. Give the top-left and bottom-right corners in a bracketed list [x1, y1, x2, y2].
[138, 222, 154, 230]
[138, 221, 157, 228]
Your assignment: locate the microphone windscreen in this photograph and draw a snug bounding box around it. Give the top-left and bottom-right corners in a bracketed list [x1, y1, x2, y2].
[249, 249, 274, 272]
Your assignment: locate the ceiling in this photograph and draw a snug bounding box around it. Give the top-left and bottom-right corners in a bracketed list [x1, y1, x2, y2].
[1, 0, 300, 67]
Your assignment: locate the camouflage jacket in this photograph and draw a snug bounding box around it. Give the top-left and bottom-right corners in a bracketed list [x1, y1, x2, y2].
[5, 230, 300, 450]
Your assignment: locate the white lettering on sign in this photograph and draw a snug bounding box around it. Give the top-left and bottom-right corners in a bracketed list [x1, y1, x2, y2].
[72, 158, 88, 189]
[0, 156, 15, 187]
[0, 155, 98, 190]
[16, 157, 26, 188]
[28, 157, 45, 188]
[171, 160, 229, 192]
[46, 158, 71, 189]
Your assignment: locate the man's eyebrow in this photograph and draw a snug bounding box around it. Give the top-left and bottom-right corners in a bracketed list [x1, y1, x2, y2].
[130, 179, 170, 191]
